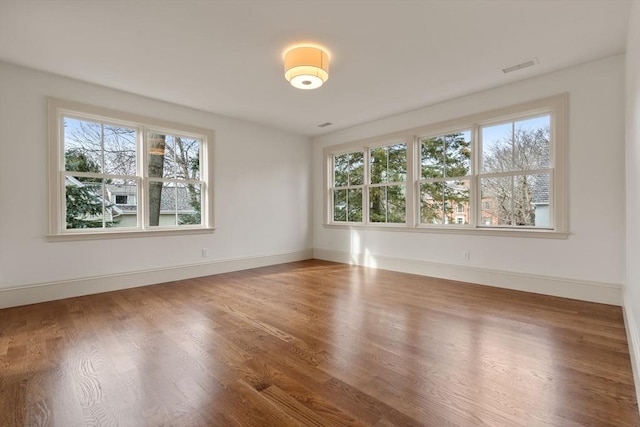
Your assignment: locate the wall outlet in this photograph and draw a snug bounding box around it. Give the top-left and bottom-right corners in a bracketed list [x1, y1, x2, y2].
[463, 251, 470, 261]
[201, 248, 209, 258]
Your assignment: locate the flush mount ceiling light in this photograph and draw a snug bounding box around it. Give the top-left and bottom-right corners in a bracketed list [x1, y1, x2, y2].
[284, 46, 329, 90]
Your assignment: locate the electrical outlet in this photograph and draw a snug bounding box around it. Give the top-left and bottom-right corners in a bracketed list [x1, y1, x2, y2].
[202, 248, 208, 258]
[463, 251, 470, 261]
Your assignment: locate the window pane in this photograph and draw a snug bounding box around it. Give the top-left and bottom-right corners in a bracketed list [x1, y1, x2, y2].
[482, 116, 550, 173]
[333, 188, 362, 222]
[148, 181, 202, 227]
[64, 118, 103, 173]
[347, 188, 363, 222]
[387, 184, 406, 223]
[517, 173, 550, 227]
[349, 152, 364, 186]
[482, 122, 513, 173]
[106, 179, 137, 228]
[421, 132, 470, 179]
[481, 173, 550, 227]
[369, 185, 405, 223]
[443, 180, 470, 224]
[420, 182, 444, 224]
[334, 154, 349, 187]
[369, 187, 385, 222]
[333, 189, 347, 221]
[103, 124, 136, 176]
[370, 143, 406, 184]
[65, 176, 106, 229]
[334, 152, 363, 187]
[370, 147, 386, 184]
[148, 132, 202, 181]
[481, 176, 512, 226]
[174, 137, 201, 180]
[178, 182, 202, 225]
[64, 118, 136, 176]
[388, 143, 407, 182]
[514, 116, 551, 170]
[421, 136, 444, 179]
[420, 180, 469, 225]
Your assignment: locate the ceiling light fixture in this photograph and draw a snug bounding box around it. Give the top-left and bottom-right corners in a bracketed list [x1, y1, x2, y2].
[284, 46, 329, 90]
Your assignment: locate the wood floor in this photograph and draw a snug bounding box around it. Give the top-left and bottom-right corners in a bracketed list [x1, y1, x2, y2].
[1, 260, 638, 426]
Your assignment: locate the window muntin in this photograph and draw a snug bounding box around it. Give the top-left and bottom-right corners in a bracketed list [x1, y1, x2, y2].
[479, 114, 551, 228]
[146, 131, 203, 227]
[324, 94, 567, 236]
[369, 142, 407, 224]
[419, 131, 471, 226]
[63, 117, 139, 230]
[332, 151, 364, 222]
[50, 98, 213, 237]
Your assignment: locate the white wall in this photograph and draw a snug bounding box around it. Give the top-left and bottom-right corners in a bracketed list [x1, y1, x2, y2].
[0, 62, 312, 304]
[624, 0, 640, 409]
[312, 55, 626, 304]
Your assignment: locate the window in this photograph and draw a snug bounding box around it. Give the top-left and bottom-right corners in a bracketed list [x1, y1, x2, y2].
[369, 142, 407, 224]
[48, 98, 214, 238]
[419, 131, 470, 225]
[324, 94, 567, 237]
[115, 195, 128, 205]
[330, 142, 407, 225]
[332, 151, 364, 222]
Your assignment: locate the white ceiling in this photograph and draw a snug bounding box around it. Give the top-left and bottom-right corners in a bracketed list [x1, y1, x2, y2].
[0, 0, 631, 137]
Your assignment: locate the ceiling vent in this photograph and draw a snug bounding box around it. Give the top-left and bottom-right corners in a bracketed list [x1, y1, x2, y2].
[502, 58, 539, 74]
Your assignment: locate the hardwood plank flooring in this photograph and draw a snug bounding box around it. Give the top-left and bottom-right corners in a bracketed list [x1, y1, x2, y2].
[1, 260, 638, 426]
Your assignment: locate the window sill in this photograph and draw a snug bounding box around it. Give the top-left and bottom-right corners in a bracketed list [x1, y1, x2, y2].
[47, 227, 216, 242]
[324, 223, 569, 239]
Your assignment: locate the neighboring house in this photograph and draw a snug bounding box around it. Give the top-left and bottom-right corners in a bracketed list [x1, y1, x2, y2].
[107, 184, 198, 227]
[65, 176, 122, 224]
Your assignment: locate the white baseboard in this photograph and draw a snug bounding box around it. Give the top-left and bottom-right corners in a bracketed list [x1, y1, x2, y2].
[0, 249, 313, 309]
[622, 295, 640, 412]
[313, 248, 623, 306]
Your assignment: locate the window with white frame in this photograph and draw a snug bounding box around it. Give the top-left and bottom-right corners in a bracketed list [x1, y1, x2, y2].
[49, 98, 214, 237]
[324, 94, 567, 237]
[369, 142, 407, 224]
[330, 142, 408, 225]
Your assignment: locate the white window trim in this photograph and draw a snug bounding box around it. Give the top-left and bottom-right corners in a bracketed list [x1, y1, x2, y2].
[323, 94, 568, 239]
[47, 98, 215, 240]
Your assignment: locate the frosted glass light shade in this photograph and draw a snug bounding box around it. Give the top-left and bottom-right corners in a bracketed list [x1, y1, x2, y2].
[284, 46, 329, 90]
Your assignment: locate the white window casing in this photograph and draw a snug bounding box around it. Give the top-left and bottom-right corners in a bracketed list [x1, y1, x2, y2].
[48, 98, 215, 240]
[323, 94, 568, 239]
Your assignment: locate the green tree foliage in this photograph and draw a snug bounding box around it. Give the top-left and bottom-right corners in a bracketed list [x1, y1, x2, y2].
[333, 152, 364, 222]
[420, 133, 471, 224]
[369, 143, 406, 223]
[64, 149, 117, 228]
